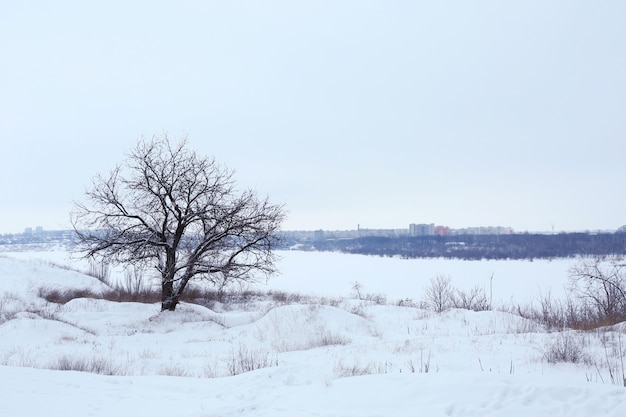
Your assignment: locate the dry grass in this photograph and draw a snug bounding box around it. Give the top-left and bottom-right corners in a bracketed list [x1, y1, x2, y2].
[36, 283, 348, 313]
[50, 355, 122, 375]
[333, 360, 393, 378]
[226, 345, 278, 376]
[514, 294, 626, 332]
[543, 332, 590, 364]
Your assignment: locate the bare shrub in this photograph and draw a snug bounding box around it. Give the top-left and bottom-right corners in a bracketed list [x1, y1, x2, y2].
[568, 256, 626, 326]
[516, 293, 574, 331]
[225, 346, 278, 376]
[50, 355, 120, 375]
[121, 265, 147, 295]
[38, 287, 100, 304]
[365, 292, 387, 305]
[0, 296, 18, 324]
[350, 281, 386, 305]
[348, 303, 370, 319]
[454, 285, 490, 312]
[543, 333, 589, 364]
[317, 329, 351, 347]
[158, 366, 189, 377]
[513, 288, 624, 331]
[101, 288, 161, 304]
[0, 299, 6, 323]
[36, 284, 347, 312]
[268, 290, 290, 303]
[85, 259, 112, 286]
[38, 285, 162, 305]
[351, 281, 364, 300]
[423, 275, 455, 313]
[24, 303, 61, 321]
[265, 290, 322, 305]
[320, 296, 341, 308]
[397, 298, 418, 307]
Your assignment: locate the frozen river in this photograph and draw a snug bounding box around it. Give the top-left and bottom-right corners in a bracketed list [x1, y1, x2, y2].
[270, 250, 576, 306]
[2, 246, 577, 307]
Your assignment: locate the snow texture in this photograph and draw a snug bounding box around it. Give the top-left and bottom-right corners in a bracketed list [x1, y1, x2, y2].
[0, 249, 625, 416]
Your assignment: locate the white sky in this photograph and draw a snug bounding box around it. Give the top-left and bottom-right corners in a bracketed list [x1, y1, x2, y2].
[1, 1, 625, 234]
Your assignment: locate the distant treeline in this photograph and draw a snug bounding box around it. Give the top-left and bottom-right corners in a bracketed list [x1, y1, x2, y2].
[285, 233, 626, 260]
[4, 230, 626, 260]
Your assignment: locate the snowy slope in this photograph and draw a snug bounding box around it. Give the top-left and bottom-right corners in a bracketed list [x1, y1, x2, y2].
[0, 251, 625, 416]
[3, 366, 625, 417]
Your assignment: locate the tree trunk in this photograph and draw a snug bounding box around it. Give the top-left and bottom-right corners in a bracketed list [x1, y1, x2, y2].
[161, 277, 178, 311]
[161, 250, 179, 311]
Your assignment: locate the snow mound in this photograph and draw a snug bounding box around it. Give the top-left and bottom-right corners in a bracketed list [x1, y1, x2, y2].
[0, 256, 110, 296]
[248, 304, 376, 352]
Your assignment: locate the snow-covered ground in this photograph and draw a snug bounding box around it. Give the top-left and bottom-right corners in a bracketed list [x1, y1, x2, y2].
[1, 248, 625, 416]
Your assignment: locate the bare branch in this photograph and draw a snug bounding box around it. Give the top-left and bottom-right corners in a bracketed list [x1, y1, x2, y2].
[568, 256, 626, 321]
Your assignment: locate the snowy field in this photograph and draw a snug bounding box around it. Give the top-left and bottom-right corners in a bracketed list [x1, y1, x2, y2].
[1, 247, 625, 416]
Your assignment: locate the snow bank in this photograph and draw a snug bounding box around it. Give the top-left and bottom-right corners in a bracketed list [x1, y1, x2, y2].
[1, 366, 624, 417]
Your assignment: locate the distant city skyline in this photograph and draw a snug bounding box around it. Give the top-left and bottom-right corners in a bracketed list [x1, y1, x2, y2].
[3, 221, 622, 237]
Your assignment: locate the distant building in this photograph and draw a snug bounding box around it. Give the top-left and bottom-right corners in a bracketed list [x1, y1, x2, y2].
[313, 230, 325, 241]
[409, 223, 435, 236]
[434, 225, 450, 236]
[450, 226, 514, 236]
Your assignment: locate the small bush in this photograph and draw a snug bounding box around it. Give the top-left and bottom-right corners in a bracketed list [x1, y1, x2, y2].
[38, 287, 100, 304]
[268, 290, 291, 303]
[365, 292, 387, 305]
[101, 288, 161, 304]
[423, 275, 455, 313]
[348, 303, 370, 319]
[225, 346, 278, 376]
[454, 285, 490, 312]
[317, 329, 351, 347]
[158, 366, 189, 377]
[568, 256, 626, 327]
[50, 355, 120, 375]
[543, 333, 589, 364]
[0, 297, 18, 324]
[515, 291, 624, 331]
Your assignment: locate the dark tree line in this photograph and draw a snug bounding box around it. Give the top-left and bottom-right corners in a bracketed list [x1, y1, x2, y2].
[296, 232, 626, 260]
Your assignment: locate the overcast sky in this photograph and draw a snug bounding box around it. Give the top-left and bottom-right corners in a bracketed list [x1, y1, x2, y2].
[1, 1, 625, 234]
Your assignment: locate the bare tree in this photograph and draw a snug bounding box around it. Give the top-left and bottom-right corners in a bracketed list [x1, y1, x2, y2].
[423, 275, 455, 313]
[72, 135, 285, 311]
[568, 256, 626, 324]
